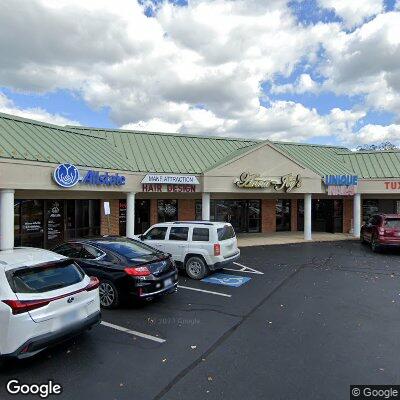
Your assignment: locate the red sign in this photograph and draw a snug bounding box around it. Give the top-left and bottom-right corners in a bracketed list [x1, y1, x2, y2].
[142, 184, 196, 193]
[327, 185, 356, 196]
[384, 181, 400, 190]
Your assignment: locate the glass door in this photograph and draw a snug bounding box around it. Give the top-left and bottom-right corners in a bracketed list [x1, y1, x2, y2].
[276, 199, 291, 231]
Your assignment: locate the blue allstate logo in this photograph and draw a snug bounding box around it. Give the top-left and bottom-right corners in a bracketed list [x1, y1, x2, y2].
[53, 163, 80, 188]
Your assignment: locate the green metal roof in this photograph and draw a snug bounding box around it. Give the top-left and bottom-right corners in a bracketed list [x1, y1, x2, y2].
[271, 141, 353, 176]
[67, 126, 257, 174]
[0, 113, 132, 170]
[2, 112, 400, 179]
[340, 151, 400, 178]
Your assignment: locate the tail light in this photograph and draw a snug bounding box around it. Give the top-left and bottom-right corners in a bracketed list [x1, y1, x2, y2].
[214, 243, 221, 256]
[124, 266, 151, 276]
[86, 276, 100, 291]
[2, 299, 50, 315]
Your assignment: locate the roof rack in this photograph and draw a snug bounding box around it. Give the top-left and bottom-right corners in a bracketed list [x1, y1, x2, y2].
[172, 221, 215, 226]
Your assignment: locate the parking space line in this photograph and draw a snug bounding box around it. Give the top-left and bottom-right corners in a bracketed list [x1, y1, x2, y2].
[178, 285, 232, 298]
[223, 262, 264, 275]
[100, 321, 166, 343]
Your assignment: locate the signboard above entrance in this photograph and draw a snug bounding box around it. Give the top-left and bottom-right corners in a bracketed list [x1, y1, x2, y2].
[324, 175, 358, 186]
[234, 172, 302, 192]
[53, 163, 126, 188]
[142, 174, 199, 185]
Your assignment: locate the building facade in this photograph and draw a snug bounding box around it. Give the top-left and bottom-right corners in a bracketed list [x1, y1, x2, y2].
[1, 112, 400, 250]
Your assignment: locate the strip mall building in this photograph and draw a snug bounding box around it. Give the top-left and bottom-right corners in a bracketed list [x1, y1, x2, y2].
[1, 112, 400, 250]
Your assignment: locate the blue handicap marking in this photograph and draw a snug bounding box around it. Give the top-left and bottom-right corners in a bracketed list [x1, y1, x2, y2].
[201, 273, 251, 287]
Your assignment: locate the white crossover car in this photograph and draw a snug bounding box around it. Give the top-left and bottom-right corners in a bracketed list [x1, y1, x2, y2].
[136, 221, 240, 279]
[0, 248, 100, 361]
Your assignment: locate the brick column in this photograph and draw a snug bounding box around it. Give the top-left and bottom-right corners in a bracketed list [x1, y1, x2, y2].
[178, 199, 196, 221]
[261, 199, 276, 233]
[100, 199, 120, 236]
[150, 199, 158, 225]
[343, 198, 354, 234]
[291, 199, 298, 231]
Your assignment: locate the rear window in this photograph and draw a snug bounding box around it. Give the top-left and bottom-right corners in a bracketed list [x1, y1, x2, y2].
[217, 225, 236, 241]
[384, 218, 400, 229]
[8, 260, 84, 294]
[192, 228, 210, 242]
[100, 239, 157, 260]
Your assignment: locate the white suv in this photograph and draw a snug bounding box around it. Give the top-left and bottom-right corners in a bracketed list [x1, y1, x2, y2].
[0, 248, 101, 361]
[136, 221, 240, 279]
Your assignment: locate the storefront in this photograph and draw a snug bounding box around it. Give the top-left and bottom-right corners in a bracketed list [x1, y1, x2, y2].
[1, 112, 400, 250]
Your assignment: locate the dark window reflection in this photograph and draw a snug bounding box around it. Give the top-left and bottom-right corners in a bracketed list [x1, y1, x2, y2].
[158, 200, 178, 222]
[276, 199, 291, 232]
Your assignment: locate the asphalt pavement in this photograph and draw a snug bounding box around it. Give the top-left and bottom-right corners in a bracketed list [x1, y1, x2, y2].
[1, 240, 400, 400]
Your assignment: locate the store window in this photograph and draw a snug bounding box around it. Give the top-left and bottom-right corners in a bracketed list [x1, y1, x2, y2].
[119, 199, 150, 235]
[362, 199, 399, 222]
[195, 199, 261, 233]
[14, 199, 100, 249]
[276, 199, 291, 232]
[158, 200, 178, 222]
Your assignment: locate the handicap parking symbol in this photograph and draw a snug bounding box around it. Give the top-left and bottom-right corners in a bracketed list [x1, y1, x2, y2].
[201, 273, 251, 287]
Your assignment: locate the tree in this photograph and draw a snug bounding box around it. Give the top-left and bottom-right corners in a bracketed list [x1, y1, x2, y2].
[357, 141, 399, 151]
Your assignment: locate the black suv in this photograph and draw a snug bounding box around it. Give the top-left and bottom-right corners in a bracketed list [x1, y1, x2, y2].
[52, 237, 178, 308]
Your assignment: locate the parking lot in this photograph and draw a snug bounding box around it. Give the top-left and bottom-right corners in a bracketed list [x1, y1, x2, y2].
[2, 240, 400, 400]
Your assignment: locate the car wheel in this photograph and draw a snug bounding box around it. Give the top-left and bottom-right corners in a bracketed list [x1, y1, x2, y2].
[99, 280, 120, 309]
[371, 235, 380, 253]
[185, 256, 209, 280]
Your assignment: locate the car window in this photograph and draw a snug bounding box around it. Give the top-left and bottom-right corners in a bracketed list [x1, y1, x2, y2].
[217, 225, 236, 240]
[53, 243, 83, 258]
[384, 218, 400, 229]
[143, 227, 168, 240]
[192, 228, 210, 242]
[81, 245, 104, 260]
[100, 239, 156, 260]
[9, 260, 84, 294]
[169, 227, 189, 241]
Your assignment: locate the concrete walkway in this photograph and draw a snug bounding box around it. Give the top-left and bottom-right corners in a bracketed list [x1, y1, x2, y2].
[237, 231, 356, 247]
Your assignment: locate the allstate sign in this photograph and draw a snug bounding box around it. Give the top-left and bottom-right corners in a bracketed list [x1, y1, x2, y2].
[53, 164, 80, 188]
[53, 163, 126, 188]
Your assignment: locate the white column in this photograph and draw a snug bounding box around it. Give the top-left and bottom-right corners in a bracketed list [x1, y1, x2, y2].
[0, 189, 15, 251]
[353, 193, 361, 238]
[202, 192, 211, 221]
[304, 193, 312, 241]
[126, 192, 136, 238]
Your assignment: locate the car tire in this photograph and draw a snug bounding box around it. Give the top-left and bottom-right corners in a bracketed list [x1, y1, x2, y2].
[371, 235, 380, 253]
[99, 279, 120, 309]
[185, 256, 209, 280]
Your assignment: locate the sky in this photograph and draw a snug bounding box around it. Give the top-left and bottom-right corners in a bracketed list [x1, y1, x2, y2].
[0, 0, 400, 147]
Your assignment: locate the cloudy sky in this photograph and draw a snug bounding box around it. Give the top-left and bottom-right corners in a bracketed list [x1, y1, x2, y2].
[1, 0, 399, 146]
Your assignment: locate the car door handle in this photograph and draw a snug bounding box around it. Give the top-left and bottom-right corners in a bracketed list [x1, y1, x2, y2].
[178, 244, 186, 248]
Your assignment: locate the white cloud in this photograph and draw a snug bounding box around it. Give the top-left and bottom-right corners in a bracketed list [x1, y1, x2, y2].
[317, 0, 384, 29]
[0, 0, 397, 147]
[356, 124, 400, 144]
[0, 93, 79, 126]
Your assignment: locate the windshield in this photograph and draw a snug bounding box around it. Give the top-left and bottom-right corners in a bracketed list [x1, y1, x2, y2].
[99, 238, 161, 261]
[384, 218, 400, 229]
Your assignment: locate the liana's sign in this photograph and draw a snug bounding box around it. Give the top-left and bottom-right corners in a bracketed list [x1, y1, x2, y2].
[234, 172, 302, 192]
[142, 174, 199, 185]
[53, 163, 126, 188]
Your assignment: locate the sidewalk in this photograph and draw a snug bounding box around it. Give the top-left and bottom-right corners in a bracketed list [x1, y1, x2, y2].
[237, 231, 356, 247]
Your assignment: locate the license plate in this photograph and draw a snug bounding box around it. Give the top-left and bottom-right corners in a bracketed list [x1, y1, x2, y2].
[164, 278, 173, 287]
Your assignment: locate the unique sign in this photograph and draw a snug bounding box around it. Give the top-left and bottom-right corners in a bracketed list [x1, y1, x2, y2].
[53, 163, 126, 188]
[234, 172, 302, 192]
[324, 175, 358, 186]
[384, 181, 400, 190]
[142, 174, 199, 185]
[327, 186, 356, 196]
[142, 184, 196, 193]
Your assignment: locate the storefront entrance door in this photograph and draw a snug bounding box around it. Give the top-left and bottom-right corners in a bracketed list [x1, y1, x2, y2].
[119, 199, 150, 235]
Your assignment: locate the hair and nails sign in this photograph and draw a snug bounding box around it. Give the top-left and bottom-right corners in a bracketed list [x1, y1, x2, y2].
[53, 163, 126, 188]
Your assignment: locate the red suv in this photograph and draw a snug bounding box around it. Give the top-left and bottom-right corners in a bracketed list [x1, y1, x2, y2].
[361, 214, 400, 252]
